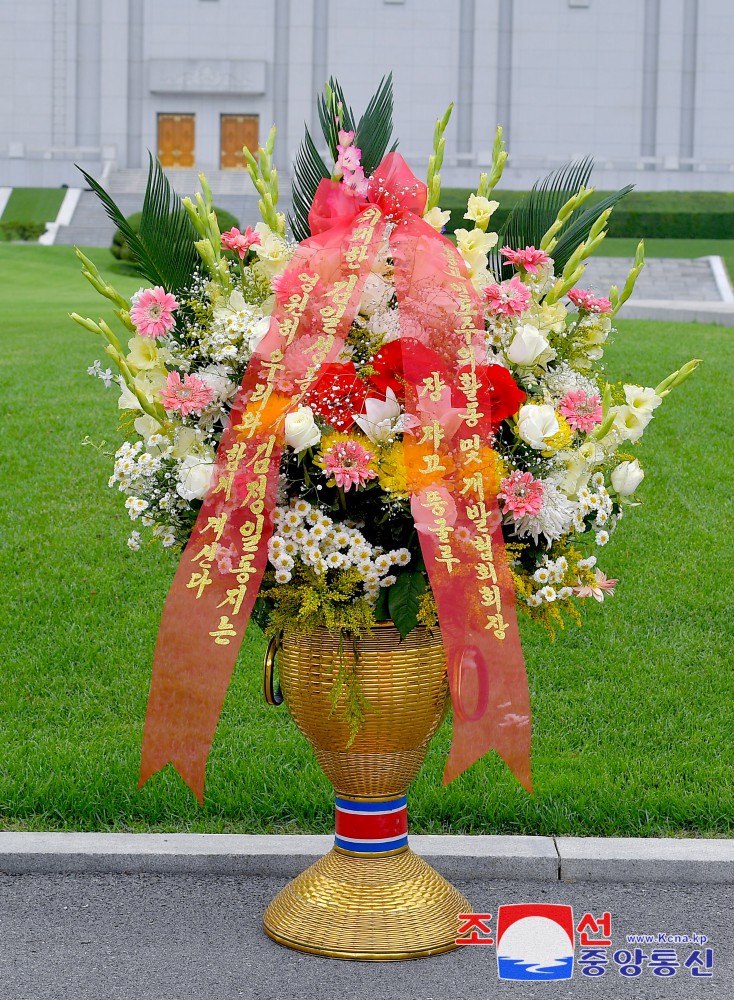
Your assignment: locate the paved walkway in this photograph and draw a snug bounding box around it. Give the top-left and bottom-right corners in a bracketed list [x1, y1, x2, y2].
[1, 871, 730, 999]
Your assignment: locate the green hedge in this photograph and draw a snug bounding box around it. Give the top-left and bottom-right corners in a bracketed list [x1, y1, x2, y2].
[0, 220, 47, 242]
[441, 189, 734, 240]
[111, 206, 241, 262]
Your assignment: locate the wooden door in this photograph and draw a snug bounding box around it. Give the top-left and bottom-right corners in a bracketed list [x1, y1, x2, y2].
[157, 114, 195, 168]
[220, 114, 259, 169]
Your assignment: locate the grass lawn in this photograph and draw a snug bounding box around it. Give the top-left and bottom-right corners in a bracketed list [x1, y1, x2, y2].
[1, 187, 65, 225]
[1, 245, 732, 836]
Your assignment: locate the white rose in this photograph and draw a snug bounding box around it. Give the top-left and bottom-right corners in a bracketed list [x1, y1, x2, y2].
[176, 454, 215, 501]
[284, 406, 321, 452]
[506, 324, 550, 367]
[359, 273, 392, 318]
[517, 403, 559, 450]
[611, 459, 644, 495]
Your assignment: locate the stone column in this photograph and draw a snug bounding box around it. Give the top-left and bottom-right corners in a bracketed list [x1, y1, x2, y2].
[679, 0, 699, 170]
[457, 0, 476, 156]
[311, 0, 329, 136]
[640, 0, 660, 165]
[75, 0, 101, 147]
[273, 0, 290, 155]
[126, 0, 144, 168]
[496, 0, 513, 141]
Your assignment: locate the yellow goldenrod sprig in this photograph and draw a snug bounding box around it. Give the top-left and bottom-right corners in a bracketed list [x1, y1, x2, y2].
[243, 125, 285, 237]
[610, 240, 645, 316]
[425, 104, 453, 212]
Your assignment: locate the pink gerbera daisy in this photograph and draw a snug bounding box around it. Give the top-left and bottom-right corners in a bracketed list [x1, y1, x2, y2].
[322, 439, 377, 491]
[501, 245, 551, 275]
[221, 226, 261, 259]
[482, 276, 531, 318]
[498, 470, 544, 518]
[558, 389, 603, 433]
[159, 372, 214, 417]
[567, 288, 612, 314]
[130, 286, 178, 339]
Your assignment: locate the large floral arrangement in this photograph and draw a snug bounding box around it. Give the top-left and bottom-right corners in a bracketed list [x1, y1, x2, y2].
[75, 83, 696, 646]
[74, 79, 697, 787]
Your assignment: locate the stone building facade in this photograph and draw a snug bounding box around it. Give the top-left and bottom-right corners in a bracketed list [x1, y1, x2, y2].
[1, 0, 733, 190]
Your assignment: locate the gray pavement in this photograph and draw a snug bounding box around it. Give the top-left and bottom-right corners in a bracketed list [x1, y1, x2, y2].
[0, 870, 730, 999]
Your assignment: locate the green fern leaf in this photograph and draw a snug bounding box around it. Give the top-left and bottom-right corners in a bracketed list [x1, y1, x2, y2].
[289, 128, 330, 242]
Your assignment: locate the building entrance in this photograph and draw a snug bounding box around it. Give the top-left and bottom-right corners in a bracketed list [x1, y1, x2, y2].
[157, 114, 195, 168]
[220, 114, 259, 169]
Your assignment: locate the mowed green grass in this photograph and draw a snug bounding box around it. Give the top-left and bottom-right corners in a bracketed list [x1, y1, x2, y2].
[1, 187, 65, 224]
[0, 244, 731, 835]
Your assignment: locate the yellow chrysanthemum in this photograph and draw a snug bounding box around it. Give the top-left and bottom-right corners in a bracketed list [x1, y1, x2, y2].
[376, 440, 408, 498]
[542, 414, 574, 455]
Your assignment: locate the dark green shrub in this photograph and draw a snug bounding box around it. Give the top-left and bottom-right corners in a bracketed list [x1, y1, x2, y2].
[111, 207, 241, 261]
[0, 220, 47, 241]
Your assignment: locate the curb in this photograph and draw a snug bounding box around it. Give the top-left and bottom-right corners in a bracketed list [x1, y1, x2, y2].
[619, 299, 734, 326]
[0, 833, 732, 883]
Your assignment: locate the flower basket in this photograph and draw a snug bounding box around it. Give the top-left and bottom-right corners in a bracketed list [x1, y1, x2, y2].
[263, 623, 470, 959]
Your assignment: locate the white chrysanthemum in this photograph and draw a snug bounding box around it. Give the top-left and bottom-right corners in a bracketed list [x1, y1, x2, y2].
[127, 531, 141, 551]
[544, 362, 599, 400]
[533, 567, 550, 584]
[510, 481, 576, 547]
[538, 586, 557, 602]
[578, 555, 597, 569]
[526, 593, 543, 608]
[596, 530, 610, 546]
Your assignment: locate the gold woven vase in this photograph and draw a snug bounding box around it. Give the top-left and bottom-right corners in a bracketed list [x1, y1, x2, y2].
[262, 623, 472, 961]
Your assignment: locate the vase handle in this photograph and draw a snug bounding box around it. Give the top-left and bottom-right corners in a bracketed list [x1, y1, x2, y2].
[263, 636, 284, 706]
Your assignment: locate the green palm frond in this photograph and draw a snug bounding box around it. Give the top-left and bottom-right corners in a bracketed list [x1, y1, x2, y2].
[78, 154, 198, 293]
[491, 158, 633, 275]
[354, 73, 396, 175]
[289, 127, 331, 242]
[290, 76, 397, 241]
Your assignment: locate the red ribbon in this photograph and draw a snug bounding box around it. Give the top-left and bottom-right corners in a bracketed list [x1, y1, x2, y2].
[140, 153, 531, 802]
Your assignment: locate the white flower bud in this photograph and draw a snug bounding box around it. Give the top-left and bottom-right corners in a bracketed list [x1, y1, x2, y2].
[284, 406, 321, 453]
[611, 459, 644, 495]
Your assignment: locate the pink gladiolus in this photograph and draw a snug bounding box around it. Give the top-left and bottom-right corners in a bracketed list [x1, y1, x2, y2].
[574, 569, 618, 602]
[482, 276, 531, 318]
[322, 439, 377, 491]
[343, 165, 369, 197]
[130, 287, 178, 339]
[558, 389, 603, 433]
[498, 470, 544, 518]
[501, 245, 551, 275]
[567, 288, 613, 314]
[221, 226, 261, 259]
[338, 129, 355, 148]
[337, 145, 362, 174]
[160, 372, 214, 417]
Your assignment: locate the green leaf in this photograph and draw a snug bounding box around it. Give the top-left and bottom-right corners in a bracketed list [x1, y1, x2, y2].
[354, 73, 395, 176]
[78, 153, 198, 294]
[388, 571, 427, 639]
[490, 158, 633, 275]
[289, 127, 330, 243]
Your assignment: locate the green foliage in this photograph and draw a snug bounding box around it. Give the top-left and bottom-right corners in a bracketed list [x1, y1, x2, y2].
[441, 189, 734, 242]
[493, 159, 633, 275]
[388, 571, 428, 639]
[80, 153, 198, 294]
[111, 205, 239, 263]
[0, 220, 46, 241]
[289, 75, 396, 242]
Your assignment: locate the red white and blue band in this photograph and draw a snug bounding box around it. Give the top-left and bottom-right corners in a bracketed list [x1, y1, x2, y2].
[334, 795, 409, 854]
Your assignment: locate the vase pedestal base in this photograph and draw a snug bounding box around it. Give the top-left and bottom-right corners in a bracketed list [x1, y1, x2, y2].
[263, 846, 471, 961]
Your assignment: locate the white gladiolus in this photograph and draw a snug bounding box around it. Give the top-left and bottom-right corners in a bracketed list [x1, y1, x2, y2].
[284, 406, 321, 452]
[176, 454, 215, 501]
[506, 324, 550, 366]
[517, 404, 559, 450]
[422, 207, 451, 231]
[623, 384, 662, 415]
[611, 459, 645, 495]
[610, 404, 652, 443]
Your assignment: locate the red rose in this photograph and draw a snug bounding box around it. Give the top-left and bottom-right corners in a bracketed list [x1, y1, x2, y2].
[368, 339, 449, 400]
[302, 362, 369, 431]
